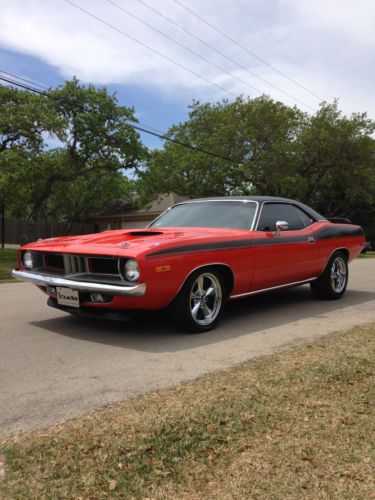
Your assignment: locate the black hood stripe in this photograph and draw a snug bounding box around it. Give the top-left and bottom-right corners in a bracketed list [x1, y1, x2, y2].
[146, 225, 363, 257]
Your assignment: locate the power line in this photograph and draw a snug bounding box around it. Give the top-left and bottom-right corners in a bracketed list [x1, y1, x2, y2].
[0, 74, 238, 163]
[104, 0, 267, 99]
[0, 75, 51, 97]
[62, 0, 237, 99]
[0, 70, 49, 91]
[172, 0, 324, 102]
[0, 72, 188, 139]
[133, 0, 316, 111]
[0, 73, 170, 136]
[2, 3, 314, 110]
[132, 119, 167, 136]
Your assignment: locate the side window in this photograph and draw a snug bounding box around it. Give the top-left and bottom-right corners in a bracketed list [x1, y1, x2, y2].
[295, 207, 315, 227]
[257, 203, 309, 231]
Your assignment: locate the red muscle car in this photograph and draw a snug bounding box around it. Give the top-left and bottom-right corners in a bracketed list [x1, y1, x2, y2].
[12, 197, 365, 332]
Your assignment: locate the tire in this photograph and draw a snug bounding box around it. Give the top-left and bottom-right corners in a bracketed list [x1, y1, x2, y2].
[310, 251, 348, 300]
[168, 268, 227, 332]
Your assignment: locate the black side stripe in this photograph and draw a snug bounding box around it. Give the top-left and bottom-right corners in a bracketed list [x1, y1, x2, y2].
[314, 226, 363, 239]
[148, 239, 253, 257]
[146, 225, 363, 257]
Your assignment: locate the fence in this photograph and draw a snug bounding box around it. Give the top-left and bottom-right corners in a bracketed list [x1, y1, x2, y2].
[2, 218, 97, 245]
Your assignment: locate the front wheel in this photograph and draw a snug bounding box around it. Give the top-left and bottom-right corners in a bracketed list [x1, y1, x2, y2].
[168, 269, 226, 332]
[310, 251, 348, 300]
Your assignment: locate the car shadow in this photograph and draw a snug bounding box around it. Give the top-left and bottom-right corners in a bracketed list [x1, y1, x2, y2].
[30, 286, 375, 353]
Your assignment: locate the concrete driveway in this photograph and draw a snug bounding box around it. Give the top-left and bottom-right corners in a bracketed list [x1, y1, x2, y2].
[1, 259, 374, 436]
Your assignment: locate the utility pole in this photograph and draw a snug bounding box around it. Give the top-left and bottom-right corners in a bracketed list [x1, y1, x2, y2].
[0, 204, 4, 249]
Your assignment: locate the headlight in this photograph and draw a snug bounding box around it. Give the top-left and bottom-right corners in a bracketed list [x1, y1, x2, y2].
[23, 251, 34, 270]
[123, 259, 140, 282]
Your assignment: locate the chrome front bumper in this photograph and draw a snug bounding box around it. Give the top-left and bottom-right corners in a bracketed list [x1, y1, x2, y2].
[11, 269, 146, 297]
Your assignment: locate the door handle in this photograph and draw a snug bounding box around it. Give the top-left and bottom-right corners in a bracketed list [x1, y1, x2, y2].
[308, 236, 315, 243]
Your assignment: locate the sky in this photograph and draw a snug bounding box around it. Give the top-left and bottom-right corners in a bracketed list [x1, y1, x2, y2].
[0, 0, 374, 148]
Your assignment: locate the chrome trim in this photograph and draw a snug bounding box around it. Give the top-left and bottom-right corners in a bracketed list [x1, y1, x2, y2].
[250, 201, 261, 231]
[118, 257, 123, 279]
[11, 269, 146, 296]
[147, 206, 172, 228]
[63, 254, 87, 274]
[250, 201, 260, 231]
[117, 257, 140, 282]
[229, 278, 317, 299]
[330, 256, 347, 293]
[189, 272, 223, 326]
[274, 220, 289, 236]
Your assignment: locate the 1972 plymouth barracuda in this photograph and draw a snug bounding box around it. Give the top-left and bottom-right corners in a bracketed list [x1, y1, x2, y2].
[12, 197, 365, 332]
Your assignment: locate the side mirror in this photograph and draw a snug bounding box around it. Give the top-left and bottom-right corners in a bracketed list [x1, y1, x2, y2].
[274, 220, 289, 236]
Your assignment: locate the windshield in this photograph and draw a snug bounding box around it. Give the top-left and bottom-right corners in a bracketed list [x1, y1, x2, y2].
[150, 201, 257, 230]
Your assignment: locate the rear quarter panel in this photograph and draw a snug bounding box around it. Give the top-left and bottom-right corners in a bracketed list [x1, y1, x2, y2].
[313, 222, 365, 272]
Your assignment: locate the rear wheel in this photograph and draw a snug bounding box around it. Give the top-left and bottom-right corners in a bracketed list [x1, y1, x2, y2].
[168, 269, 227, 332]
[310, 251, 348, 300]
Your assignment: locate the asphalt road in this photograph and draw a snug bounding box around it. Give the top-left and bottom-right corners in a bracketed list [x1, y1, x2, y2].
[1, 259, 374, 437]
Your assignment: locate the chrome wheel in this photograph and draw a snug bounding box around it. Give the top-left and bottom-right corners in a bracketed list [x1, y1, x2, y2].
[190, 273, 222, 326]
[330, 256, 347, 293]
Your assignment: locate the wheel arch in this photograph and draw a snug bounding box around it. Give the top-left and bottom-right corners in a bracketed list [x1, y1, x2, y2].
[319, 247, 350, 277]
[171, 263, 235, 303]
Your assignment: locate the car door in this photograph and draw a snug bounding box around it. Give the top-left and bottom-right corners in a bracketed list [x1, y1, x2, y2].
[250, 202, 319, 291]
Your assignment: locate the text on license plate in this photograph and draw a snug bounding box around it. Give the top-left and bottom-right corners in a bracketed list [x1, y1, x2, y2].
[56, 287, 80, 308]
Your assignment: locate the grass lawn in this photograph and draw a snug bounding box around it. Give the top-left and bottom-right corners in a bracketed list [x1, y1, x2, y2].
[0, 249, 18, 282]
[0, 324, 374, 499]
[359, 251, 375, 259]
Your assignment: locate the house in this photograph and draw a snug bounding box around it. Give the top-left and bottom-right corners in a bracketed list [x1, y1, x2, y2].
[88, 193, 188, 231]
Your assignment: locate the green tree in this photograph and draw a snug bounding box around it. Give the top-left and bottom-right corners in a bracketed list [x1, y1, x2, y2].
[1, 79, 148, 221]
[0, 85, 59, 155]
[0, 85, 62, 212]
[139, 96, 375, 243]
[138, 96, 305, 202]
[296, 101, 375, 240]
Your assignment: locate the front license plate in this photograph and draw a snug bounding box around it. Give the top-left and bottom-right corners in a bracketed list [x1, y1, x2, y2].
[56, 287, 80, 308]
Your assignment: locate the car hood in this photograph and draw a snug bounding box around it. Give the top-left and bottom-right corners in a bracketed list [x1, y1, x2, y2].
[21, 227, 251, 258]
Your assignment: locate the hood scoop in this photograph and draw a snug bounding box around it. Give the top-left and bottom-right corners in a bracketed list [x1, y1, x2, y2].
[128, 230, 163, 237]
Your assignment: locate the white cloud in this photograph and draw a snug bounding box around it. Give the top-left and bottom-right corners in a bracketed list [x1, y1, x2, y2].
[282, 0, 375, 49]
[0, 0, 374, 116]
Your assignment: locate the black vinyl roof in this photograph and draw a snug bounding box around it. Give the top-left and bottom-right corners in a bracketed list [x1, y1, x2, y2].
[175, 196, 327, 222]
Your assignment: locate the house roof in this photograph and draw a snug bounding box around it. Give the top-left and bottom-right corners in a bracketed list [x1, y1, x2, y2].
[87, 193, 188, 221]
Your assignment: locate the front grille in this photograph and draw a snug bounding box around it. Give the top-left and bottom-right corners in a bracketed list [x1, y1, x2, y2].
[90, 257, 118, 275]
[63, 254, 87, 274]
[24, 251, 127, 283]
[44, 253, 64, 272]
